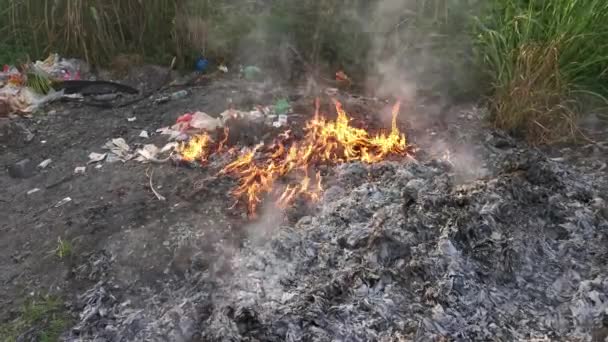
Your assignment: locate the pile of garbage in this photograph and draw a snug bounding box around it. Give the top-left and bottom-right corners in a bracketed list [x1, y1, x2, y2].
[1, 53, 140, 116]
[0, 54, 85, 116]
[157, 99, 292, 141]
[64, 132, 608, 341]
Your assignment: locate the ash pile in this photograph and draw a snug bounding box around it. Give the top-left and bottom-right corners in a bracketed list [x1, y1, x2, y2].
[67, 140, 608, 341]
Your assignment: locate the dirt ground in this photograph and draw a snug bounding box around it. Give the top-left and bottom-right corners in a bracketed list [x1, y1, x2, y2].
[0, 73, 260, 324]
[1, 68, 608, 340]
[0, 70, 405, 332]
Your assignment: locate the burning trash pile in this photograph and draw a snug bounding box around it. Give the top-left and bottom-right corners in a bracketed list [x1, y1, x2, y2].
[171, 99, 409, 217]
[65, 131, 608, 341]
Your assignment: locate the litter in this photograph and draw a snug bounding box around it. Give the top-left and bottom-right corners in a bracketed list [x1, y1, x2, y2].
[153, 96, 170, 105]
[54, 197, 72, 207]
[190, 112, 222, 130]
[242, 65, 262, 81]
[195, 57, 209, 72]
[170, 90, 189, 100]
[278, 114, 288, 125]
[127, 117, 137, 122]
[157, 126, 182, 140]
[272, 114, 289, 128]
[220, 109, 263, 124]
[102, 138, 134, 162]
[336, 70, 350, 82]
[163, 112, 223, 137]
[0, 53, 88, 115]
[139, 130, 149, 138]
[176, 113, 193, 124]
[218, 65, 228, 73]
[135, 143, 176, 163]
[38, 159, 52, 169]
[325, 87, 339, 96]
[27, 188, 40, 195]
[219, 109, 237, 122]
[33, 53, 83, 81]
[88, 152, 107, 164]
[74, 166, 86, 174]
[0, 86, 65, 114]
[153, 90, 188, 104]
[161, 142, 178, 154]
[274, 98, 291, 114]
[136, 144, 159, 161]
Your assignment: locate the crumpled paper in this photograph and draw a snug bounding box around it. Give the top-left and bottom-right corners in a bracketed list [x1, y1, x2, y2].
[102, 138, 134, 162]
[134, 142, 178, 163]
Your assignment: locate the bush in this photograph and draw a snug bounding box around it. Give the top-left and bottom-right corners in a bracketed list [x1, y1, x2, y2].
[475, 0, 608, 143]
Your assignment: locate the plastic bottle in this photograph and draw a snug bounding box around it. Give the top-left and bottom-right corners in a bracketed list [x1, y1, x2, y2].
[170, 90, 189, 100]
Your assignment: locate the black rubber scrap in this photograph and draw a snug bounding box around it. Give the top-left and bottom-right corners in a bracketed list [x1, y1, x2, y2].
[7, 158, 35, 179]
[53, 80, 139, 95]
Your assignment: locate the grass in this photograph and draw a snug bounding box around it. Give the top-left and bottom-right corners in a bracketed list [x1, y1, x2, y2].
[53, 237, 73, 259]
[475, 0, 608, 143]
[0, 295, 71, 342]
[0, 0, 177, 66]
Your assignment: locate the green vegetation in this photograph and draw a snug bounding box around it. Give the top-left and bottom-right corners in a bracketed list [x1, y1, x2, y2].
[0, 295, 71, 342]
[25, 70, 53, 95]
[476, 0, 608, 143]
[53, 237, 73, 259]
[1, 0, 607, 142]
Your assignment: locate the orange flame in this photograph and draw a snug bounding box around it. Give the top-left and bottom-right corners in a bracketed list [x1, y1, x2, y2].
[179, 133, 211, 162]
[178, 98, 407, 217]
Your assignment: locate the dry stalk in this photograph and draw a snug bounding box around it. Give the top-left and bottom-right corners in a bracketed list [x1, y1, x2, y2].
[146, 168, 166, 201]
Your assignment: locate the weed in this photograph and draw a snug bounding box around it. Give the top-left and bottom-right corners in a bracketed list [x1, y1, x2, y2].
[54, 237, 72, 259]
[0, 296, 71, 342]
[476, 0, 608, 143]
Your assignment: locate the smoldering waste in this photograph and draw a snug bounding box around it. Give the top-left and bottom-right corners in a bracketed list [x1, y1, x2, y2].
[67, 143, 608, 341]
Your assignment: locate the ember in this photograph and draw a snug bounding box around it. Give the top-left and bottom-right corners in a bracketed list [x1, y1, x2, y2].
[177, 98, 408, 216]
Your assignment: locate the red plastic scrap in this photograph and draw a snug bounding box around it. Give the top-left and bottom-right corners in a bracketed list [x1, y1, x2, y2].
[336, 70, 350, 82]
[176, 113, 193, 124]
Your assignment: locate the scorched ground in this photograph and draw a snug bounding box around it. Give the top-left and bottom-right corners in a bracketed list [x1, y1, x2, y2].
[1, 74, 608, 341]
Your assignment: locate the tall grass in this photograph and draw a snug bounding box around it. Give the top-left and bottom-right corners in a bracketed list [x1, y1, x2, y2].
[476, 0, 608, 143]
[0, 0, 178, 65]
[0, 0, 474, 75]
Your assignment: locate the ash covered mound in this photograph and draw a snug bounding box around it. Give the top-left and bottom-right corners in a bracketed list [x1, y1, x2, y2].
[68, 145, 608, 341]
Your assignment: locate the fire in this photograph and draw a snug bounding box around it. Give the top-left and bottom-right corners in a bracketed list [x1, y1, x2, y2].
[178, 98, 408, 217]
[178, 133, 211, 162]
